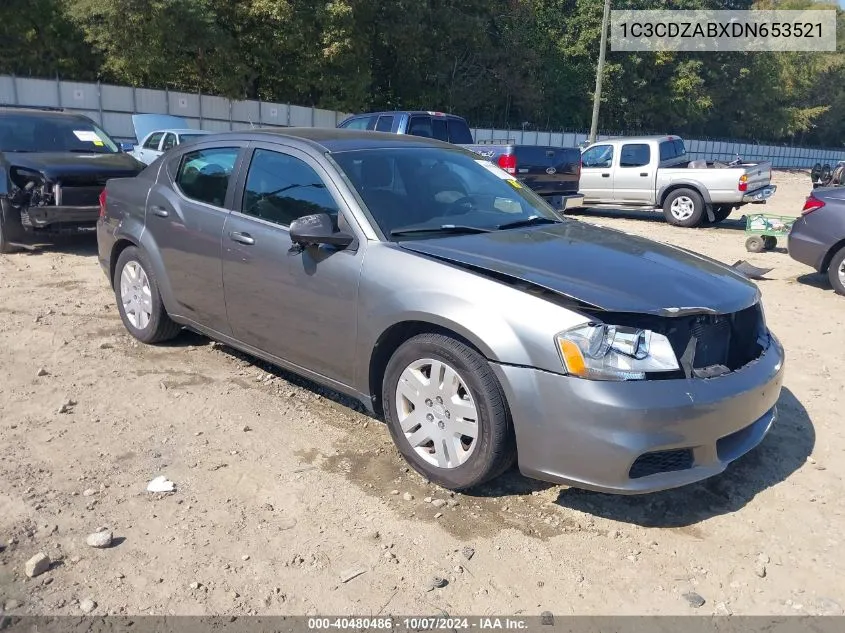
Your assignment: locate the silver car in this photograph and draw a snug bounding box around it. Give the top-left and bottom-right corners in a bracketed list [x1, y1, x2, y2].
[96, 129, 785, 493]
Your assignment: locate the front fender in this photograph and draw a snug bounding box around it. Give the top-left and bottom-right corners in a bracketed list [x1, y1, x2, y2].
[354, 244, 587, 395]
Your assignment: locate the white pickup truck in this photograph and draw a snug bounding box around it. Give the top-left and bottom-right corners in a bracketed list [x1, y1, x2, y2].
[578, 135, 777, 227]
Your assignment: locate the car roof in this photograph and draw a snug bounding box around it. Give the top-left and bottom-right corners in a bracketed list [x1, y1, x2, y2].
[189, 127, 459, 152]
[0, 107, 92, 121]
[593, 135, 682, 143]
[149, 129, 211, 136]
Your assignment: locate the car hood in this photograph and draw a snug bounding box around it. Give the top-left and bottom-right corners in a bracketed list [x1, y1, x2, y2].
[5, 152, 144, 181]
[398, 221, 760, 316]
[131, 114, 190, 143]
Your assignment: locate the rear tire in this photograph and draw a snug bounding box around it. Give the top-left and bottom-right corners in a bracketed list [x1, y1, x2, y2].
[113, 246, 181, 343]
[828, 246, 845, 296]
[382, 333, 516, 490]
[663, 188, 705, 227]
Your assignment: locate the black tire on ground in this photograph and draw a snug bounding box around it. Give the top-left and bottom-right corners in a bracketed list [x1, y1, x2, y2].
[827, 246, 845, 296]
[662, 188, 706, 227]
[382, 333, 517, 491]
[0, 199, 24, 254]
[113, 246, 182, 344]
[763, 236, 778, 250]
[710, 205, 734, 224]
[746, 235, 765, 253]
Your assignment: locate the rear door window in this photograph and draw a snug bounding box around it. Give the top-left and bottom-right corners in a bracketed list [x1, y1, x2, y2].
[161, 133, 176, 151]
[659, 139, 687, 161]
[447, 119, 474, 144]
[375, 115, 394, 132]
[407, 116, 433, 138]
[620, 144, 651, 167]
[175, 147, 240, 208]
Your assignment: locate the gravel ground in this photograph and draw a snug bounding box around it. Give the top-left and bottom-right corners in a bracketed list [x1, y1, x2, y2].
[0, 169, 843, 617]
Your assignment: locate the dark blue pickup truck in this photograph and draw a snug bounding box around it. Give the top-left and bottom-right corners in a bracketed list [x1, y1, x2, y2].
[338, 111, 584, 211]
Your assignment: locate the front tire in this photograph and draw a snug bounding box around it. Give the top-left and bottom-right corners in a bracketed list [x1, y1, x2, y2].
[663, 188, 705, 227]
[382, 333, 516, 490]
[113, 246, 181, 343]
[0, 199, 23, 254]
[828, 246, 845, 296]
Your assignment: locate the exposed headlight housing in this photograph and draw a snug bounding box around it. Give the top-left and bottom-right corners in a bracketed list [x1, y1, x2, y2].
[556, 323, 680, 381]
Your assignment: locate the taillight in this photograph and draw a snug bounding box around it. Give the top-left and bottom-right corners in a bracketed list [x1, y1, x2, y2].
[738, 174, 748, 192]
[802, 195, 825, 215]
[497, 153, 517, 175]
[98, 189, 107, 218]
[577, 160, 582, 177]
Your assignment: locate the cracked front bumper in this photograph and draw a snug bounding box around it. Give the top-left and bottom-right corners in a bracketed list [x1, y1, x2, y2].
[492, 335, 784, 494]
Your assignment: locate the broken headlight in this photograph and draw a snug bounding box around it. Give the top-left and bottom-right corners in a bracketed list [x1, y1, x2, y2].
[556, 323, 679, 381]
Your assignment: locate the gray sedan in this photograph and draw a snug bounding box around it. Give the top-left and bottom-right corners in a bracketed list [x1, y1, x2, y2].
[96, 129, 784, 493]
[788, 187, 845, 295]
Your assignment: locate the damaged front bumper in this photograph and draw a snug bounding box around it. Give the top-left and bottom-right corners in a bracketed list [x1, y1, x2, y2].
[492, 333, 784, 494]
[3, 168, 101, 238]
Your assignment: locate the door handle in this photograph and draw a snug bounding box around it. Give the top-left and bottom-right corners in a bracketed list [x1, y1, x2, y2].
[150, 206, 169, 217]
[230, 231, 255, 245]
[640, 172, 649, 177]
[601, 173, 610, 178]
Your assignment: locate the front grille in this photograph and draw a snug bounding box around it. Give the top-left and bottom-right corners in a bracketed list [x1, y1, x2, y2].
[57, 185, 101, 207]
[629, 449, 694, 479]
[690, 315, 732, 368]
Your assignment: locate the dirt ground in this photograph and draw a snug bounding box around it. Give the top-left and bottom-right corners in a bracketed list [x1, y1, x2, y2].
[1, 169, 843, 618]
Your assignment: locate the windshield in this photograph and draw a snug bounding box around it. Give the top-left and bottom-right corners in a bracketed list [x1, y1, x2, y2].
[331, 147, 561, 239]
[0, 113, 119, 154]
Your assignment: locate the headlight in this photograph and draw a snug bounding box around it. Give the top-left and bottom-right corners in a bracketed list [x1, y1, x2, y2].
[556, 323, 679, 381]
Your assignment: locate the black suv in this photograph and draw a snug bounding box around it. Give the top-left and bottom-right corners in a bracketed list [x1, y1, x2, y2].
[0, 105, 144, 253]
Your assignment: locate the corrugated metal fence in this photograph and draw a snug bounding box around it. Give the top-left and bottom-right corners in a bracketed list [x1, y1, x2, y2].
[2, 75, 844, 168]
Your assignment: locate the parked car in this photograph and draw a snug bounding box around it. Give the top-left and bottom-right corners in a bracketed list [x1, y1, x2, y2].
[788, 188, 845, 295]
[129, 114, 212, 165]
[97, 128, 784, 493]
[338, 111, 584, 212]
[578, 135, 777, 227]
[0, 105, 145, 253]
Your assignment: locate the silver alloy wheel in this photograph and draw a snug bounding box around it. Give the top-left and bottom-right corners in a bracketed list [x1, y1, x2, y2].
[839, 259, 845, 287]
[670, 195, 695, 221]
[119, 260, 153, 330]
[395, 358, 480, 469]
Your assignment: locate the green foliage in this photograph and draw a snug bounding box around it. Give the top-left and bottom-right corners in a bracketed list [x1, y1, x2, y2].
[0, 0, 842, 145]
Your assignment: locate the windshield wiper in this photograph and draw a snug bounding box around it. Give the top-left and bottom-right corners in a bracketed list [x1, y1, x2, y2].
[390, 224, 493, 237]
[496, 215, 560, 231]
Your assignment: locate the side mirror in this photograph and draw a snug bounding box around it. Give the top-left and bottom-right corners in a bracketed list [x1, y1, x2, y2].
[289, 213, 354, 249]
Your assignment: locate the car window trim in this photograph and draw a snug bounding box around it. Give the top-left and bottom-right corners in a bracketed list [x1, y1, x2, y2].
[166, 142, 250, 212]
[230, 141, 368, 245]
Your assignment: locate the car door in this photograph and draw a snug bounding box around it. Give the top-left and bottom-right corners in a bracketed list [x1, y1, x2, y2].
[579, 144, 615, 203]
[221, 143, 364, 386]
[137, 131, 164, 164]
[144, 142, 247, 336]
[612, 143, 653, 203]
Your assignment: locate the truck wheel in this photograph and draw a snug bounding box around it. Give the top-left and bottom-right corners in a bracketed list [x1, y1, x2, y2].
[827, 246, 845, 296]
[663, 188, 705, 227]
[382, 333, 516, 491]
[0, 199, 23, 254]
[113, 246, 182, 344]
